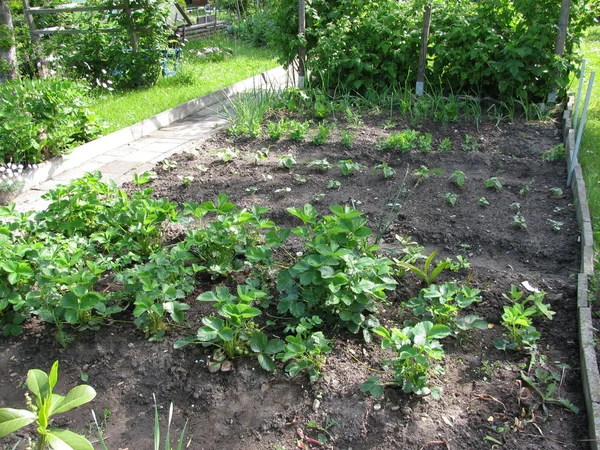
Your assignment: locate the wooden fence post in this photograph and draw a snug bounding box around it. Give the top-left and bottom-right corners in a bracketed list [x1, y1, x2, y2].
[122, 0, 138, 53]
[416, 3, 432, 96]
[298, 0, 306, 89]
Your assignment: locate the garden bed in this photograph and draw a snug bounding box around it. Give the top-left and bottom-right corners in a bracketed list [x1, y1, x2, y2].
[0, 114, 588, 449]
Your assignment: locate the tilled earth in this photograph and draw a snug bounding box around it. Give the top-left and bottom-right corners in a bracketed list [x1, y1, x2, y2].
[0, 114, 587, 449]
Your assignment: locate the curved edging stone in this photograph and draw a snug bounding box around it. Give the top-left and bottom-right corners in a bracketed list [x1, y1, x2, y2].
[565, 97, 600, 450]
[1, 66, 293, 205]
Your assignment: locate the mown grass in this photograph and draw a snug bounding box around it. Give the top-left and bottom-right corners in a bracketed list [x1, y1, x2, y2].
[576, 25, 600, 264]
[89, 34, 278, 134]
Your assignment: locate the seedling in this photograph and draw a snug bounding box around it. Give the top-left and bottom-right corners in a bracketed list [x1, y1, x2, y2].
[178, 175, 194, 186]
[312, 122, 332, 145]
[520, 367, 579, 414]
[461, 134, 478, 151]
[288, 120, 311, 142]
[395, 251, 449, 286]
[307, 159, 333, 172]
[274, 187, 292, 195]
[373, 162, 396, 179]
[477, 197, 489, 206]
[160, 159, 178, 171]
[519, 178, 535, 196]
[213, 147, 240, 162]
[133, 170, 158, 186]
[443, 192, 457, 206]
[484, 177, 502, 191]
[510, 202, 521, 212]
[418, 133, 433, 152]
[379, 129, 419, 152]
[294, 174, 307, 184]
[254, 147, 270, 163]
[267, 119, 287, 140]
[340, 129, 354, 147]
[278, 154, 297, 169]
[0, 361, 97, 448]
[449, 170, 465, 187]
[438, 137, 452, 152]
[547, 219, 564, 232]
[313, 193, 325, 202]
[327, 180, 341, 190]
[513, 214, 527, 229]
[549, 187, 563, 198]
[541, 144, 565, 162]
[245, 186, 258, 195]
[337, 159, 361, 176]
[196, 163, 208, 172]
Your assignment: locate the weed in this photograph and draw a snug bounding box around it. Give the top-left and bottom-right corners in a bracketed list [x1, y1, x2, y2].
[224, 89, 278, 138]
[288, 120, 311, 142]
[418, 133, 433, 152]
[267, 118, 287, 140]
[379, 129, 420, 152]
[395, 251, 449, 286]
[312, 122, 332, 145]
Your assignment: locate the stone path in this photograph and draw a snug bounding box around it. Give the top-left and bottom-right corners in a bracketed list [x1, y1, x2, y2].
[12, 66, 293, 212]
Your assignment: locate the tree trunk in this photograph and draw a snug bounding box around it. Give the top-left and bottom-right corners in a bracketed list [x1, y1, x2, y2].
[0, 0, 18, 83]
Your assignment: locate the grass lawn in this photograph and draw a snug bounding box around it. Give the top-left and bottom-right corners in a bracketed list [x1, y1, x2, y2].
[576, 25, 600, 265]
[89, 34, 279, 134]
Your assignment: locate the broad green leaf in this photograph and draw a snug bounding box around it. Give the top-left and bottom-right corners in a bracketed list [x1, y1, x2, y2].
[0, 408, 37, 438]
[48, 361, 59, 391]
[46, 428, 94, 450]
[257, 354, 275, 372]
[27, 368, 50, 402]
[51, 385, 96, 415]
[173, 337, 196, 349]
[250, 331, 268, 352]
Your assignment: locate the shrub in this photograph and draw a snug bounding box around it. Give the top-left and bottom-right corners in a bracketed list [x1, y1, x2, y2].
[0, 78, 103, 164]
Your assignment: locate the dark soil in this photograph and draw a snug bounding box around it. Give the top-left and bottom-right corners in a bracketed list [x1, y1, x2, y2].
[0, 114, 587, 450]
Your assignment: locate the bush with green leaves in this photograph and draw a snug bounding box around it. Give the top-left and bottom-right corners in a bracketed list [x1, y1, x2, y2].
[277, 204, 396, 339]
[0, 78, 103, 164]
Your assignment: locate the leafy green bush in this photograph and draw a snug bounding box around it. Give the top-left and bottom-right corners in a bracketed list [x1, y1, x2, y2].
[0, 78, 102, 164]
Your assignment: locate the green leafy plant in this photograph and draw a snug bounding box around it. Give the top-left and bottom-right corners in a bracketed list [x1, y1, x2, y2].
[0, 361, 96, 450]
[212, 147, 240, 162]
[549, 187, 563, 198]
[379, 129, 419, 152]
[484, 177, 502, 191]
[418, 133, 433, 152]
[395, 251, 449, 286]
[267, 118, 287, 140]
[542, 144, 565, 162]
[365, 322, 452, 398]
[519, 178, 535, 196]
[494, 288, 555, 351]
[278, 154, 297, 170]
[133, 170, 158, 186]
[287, 120, 311, 142]
[520, 367, 579, 414]
[547, 219, 564, 232]
[311, 122, 332, 145]
[438, 137, 452, 152]
[449, 170, 465, 187]
[337, 159, 361, 176]
[160, 159, 178, 171]
[177, 175, 194, 186]
[253, 147, 270, 163]
[373, 162, 396, 179]
[274, 187, 292, 195]
[513, 214, 527, 229]
[225, 89, 277, 138]
[327, 180, 341, 190]
[278, 331, 333, 381]
[461, 134, 478, 151]
[477, 197, 490, 207]
[340, 129, 354, 147]
[443, 192, 457, 206]
[308, 159, 333, 172]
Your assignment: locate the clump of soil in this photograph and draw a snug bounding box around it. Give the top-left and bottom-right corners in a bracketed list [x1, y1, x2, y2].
[0, 115, 586, 450]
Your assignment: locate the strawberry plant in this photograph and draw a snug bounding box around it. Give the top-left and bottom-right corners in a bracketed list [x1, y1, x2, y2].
[373, 162, 395, 179]
[337, 159, 361, 176]
[278, 331, 332, 381]
[485, 177, 502, 191]
[449, 170, 465, 187]
[278, 154, 297, 169]
[308, 159, 333, 172]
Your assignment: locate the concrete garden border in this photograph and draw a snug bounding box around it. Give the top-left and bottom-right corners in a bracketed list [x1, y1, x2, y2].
[564, 96, 599, 450]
